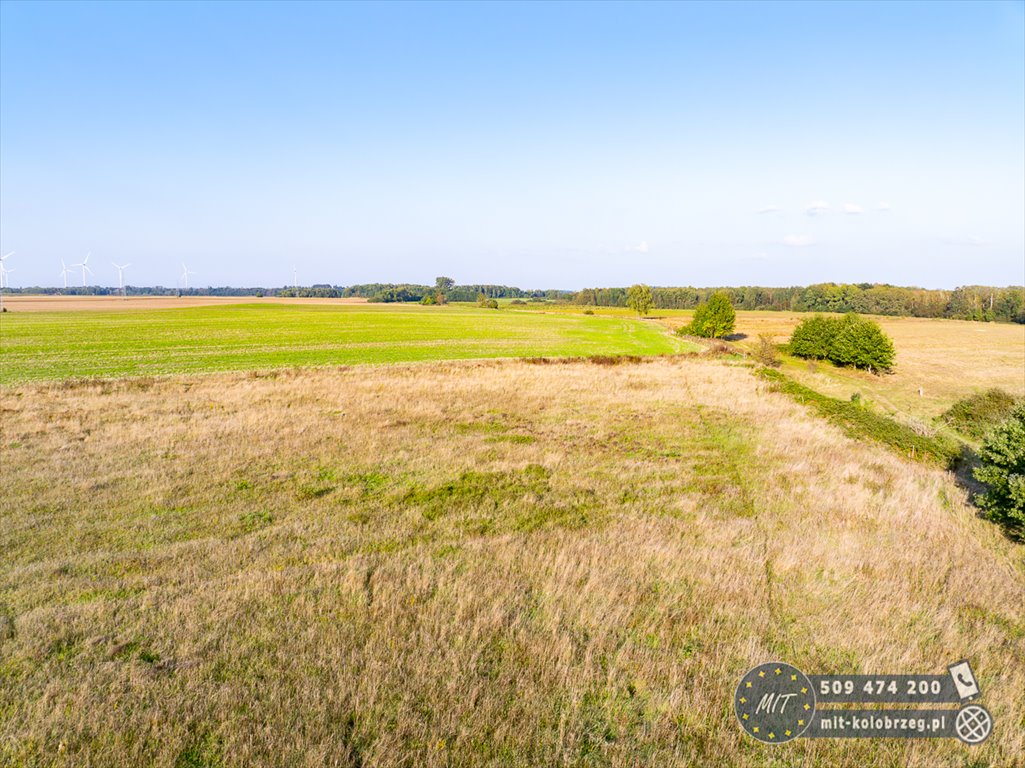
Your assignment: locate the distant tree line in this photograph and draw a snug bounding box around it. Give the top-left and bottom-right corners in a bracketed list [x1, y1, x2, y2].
[575, 283, 1025, 323]
[343, 282, 572, 303]
[5, 281, 1022, 323]
[0, 282, 571, 302]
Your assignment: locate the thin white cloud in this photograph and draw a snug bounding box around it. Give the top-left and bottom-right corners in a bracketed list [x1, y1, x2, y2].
[943, 236, 988, 247]
[844, 203, 864, 215]
[757, 205, 780, 214]
[783, 234, 814, 247]
[805, 200, 829, 216]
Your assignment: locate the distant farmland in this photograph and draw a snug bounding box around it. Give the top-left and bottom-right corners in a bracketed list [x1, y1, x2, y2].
[0, 302, 694, 384]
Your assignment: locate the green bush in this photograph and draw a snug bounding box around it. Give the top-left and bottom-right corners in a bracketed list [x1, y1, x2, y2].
[830, 314, 895, 372]
[973, 403, 1025, 536]
[788, 313, 894, 372]
[684, 292, 735, 338]
[941, 389, 1021, 440]
[476, 294, 499, 309]
[788, 314, 841, 359]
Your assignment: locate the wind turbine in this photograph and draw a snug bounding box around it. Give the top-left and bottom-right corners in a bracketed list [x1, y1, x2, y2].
[180, 263, 195, 290]
[60, 259, 72, 290]
[292, 265, 298, 291]
[0, 252, 13, 289]
[71, 253, 93, 287]
[112, 262, 131, 298]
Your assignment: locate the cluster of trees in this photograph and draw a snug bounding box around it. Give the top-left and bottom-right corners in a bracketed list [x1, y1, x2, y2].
[625, 284, 739, 341]
[788, 314, 896, 372]
[276, 285, 343, 298]
[345, 279, 572, 304]
[575, 283, 1025, 323]
[476, 293, 499, 309]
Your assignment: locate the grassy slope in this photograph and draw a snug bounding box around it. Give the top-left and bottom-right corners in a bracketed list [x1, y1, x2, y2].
[1, 358, 1022, 767]
[0, 303, 694, 384]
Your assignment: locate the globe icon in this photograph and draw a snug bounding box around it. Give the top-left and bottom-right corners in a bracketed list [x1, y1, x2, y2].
[954, 705, 992, 745]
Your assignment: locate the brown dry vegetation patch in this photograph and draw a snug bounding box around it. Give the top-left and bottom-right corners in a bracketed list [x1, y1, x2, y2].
[0, 358, 1022, 767]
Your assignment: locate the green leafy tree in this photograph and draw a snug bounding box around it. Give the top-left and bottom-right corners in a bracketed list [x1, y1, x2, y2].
[435, 276, 455, 292]
[829, 314, 895, 372]
[685, 291, 735, 338]
[788, 313, 895, 373]
[974, 403, 1025, 535]
[788, 315, 841, 359]
[626, 284, 653, 316]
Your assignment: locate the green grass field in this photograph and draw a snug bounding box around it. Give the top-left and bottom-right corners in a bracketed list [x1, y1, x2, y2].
[0, 303, 694, 384]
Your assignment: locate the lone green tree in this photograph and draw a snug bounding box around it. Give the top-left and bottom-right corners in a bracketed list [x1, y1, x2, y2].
[626, 284, 653, 316]
[685, 291, 736, 338]
[435, 276, 455, 292]
[974, 403, 1025, 536]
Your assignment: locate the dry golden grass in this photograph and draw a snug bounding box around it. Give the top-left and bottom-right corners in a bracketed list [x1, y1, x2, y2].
[647, 310, 1025, 424]
[1, 358, 1023, 767]
[1, 295, 369, 312]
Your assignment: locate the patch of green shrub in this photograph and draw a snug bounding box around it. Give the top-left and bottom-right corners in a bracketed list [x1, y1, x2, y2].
[942, 389, 1022, 440]
[788, 313, 894, 373]
[682, 292, 735, 338]
[476, 294, 499, 309]
[403, 464, 551, 521]
[973, 402, 1025, 536]
[238, 509, 274, 533]
[758, 368, 958, 466]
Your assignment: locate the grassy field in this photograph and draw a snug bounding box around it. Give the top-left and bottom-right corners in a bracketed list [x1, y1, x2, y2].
[2, 300, 1023, 766]
[1, 358, 1022, 767]
[0, 302, 694, 384]
[510, 304, 1025, 425]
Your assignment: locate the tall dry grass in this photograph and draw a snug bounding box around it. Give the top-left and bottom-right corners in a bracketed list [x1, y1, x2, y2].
[1, 358, 1022, 767]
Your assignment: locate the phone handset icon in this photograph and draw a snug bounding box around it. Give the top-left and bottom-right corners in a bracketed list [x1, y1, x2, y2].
[948, 660, 980, 702]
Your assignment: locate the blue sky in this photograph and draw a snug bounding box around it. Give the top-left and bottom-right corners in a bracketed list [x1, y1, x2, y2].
[1, 0, 1023, 289]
